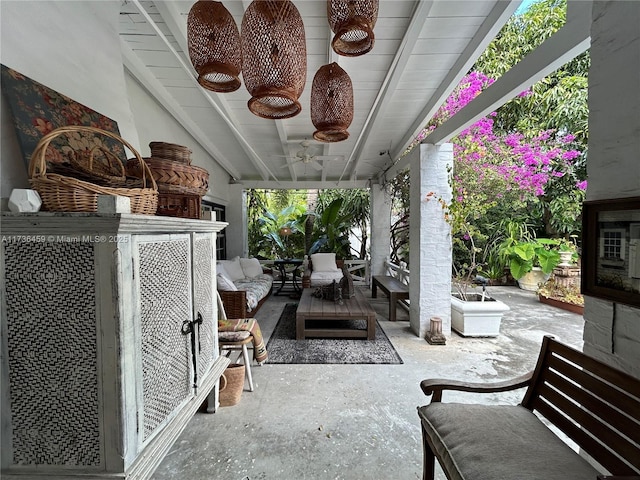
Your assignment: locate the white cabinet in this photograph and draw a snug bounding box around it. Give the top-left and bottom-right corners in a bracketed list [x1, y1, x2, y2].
[1, 213, 229, 479]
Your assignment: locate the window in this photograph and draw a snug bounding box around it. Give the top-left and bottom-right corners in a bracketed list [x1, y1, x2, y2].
[599, 228, 626, 260]
[202, 201, 227, 260]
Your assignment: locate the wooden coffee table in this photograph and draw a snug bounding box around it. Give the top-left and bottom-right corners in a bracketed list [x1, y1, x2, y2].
[296, 288, 376, 340]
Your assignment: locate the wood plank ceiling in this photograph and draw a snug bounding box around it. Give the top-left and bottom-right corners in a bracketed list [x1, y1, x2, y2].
[119, 0, 519, 188]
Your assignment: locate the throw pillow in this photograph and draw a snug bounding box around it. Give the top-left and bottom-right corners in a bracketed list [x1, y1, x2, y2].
[311, 253, 339, 272]
[216, 273, 237, 291]
[217, 262, 229, 279]
[240, 257, 263, 278]
[220, 256, 245, 281]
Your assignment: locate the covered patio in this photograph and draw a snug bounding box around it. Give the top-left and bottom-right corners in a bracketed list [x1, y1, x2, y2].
[1, 0, 639, 479]
[152, 285, 586, 479]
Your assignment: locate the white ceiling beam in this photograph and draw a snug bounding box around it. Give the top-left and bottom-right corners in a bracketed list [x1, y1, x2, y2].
[381, 0, 519, 182]
[121, 38, 242, 180]
[130, 0, 279, 182]
[384, 0, 591, 180]
[338, 0, 434, 183]
[240, 179, 369, 189]
[276, 120, 298, 181]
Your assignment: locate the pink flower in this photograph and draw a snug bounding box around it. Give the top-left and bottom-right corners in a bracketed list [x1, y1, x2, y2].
[562, 150, 580, 160]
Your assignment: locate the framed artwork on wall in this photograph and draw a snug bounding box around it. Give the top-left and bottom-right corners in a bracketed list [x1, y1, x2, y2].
[582, 196, 640, 308]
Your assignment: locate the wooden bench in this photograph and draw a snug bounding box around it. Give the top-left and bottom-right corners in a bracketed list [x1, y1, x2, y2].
[417, 335, 640, 480]
[371, 275, 409, 322]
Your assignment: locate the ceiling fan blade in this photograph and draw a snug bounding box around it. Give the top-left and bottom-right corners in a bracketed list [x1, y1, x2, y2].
[309, 160, 323, 171]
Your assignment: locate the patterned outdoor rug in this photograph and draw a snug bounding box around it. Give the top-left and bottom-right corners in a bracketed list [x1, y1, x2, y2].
[265, 304, 403, 364]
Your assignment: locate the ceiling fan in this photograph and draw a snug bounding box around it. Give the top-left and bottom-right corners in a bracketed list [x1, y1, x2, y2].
[276, 140, 342, 171]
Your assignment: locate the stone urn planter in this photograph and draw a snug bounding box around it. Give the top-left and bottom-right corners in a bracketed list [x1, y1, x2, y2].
[558, 251, 574, 267]
[451, 293, 510, 337]
[517, 267, 551, 291]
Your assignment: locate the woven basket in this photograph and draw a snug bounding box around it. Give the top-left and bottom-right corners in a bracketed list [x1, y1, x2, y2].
[127, 157, 209, 196]
[219, 363, 245, 407]
[29, 126, 158, 214]
[49, 145, 148, 188]
[157, 192, 202, 219]
[149, 141, 192, 164]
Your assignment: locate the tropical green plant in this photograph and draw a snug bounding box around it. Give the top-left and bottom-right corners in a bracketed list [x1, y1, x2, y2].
[316, 189, 371, 258]
[502, 238, 561, 280]
[308, 198, 352, 259]
[256, 204, 307, 259]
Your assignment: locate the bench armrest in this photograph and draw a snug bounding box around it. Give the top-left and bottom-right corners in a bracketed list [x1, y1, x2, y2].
[421, 371, 533, 402]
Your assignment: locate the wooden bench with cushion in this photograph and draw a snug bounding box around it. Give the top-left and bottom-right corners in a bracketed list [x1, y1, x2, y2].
[417, 335, 640, 480]
[371, 275, 409, 322]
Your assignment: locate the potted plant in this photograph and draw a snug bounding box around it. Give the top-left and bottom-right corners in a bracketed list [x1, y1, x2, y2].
[448, 219, 510, 337]
[500, 237, 561, 291]
[557, 237, 579, 267]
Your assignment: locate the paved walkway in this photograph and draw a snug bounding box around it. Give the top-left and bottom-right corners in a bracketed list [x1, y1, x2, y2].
[152, 286, 584, 480]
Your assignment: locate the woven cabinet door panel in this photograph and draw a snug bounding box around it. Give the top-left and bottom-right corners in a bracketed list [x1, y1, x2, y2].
[192, 233, 216, 382]
[135, 237, 192, 442]
[3, 241, 102, 468]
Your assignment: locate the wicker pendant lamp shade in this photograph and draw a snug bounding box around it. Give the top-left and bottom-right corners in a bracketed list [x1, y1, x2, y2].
[328, 0, 378, 57]
[311, 63, 353, 143]
[187, 0, 242, 93]
[241, 0, 307, 119]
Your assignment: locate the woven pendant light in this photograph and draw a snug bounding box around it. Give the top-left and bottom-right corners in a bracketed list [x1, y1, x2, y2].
[311, 63, 353, 143]
[188, 0, 242, 93]
[328, 0, 378, 57]
[241, 0, 307, 119]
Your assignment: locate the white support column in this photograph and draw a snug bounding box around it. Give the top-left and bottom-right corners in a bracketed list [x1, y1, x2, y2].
[370, 183, 392, 277]
[225, 184, 246, 259]
[409, 143, 453, 338]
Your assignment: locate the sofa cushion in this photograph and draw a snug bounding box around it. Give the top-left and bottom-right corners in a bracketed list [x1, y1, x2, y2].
[233, 273, 273, 311]
[240, 257, 263, 278]
[311, 253, 339, 272]
[216, 273, 237, 291]
[418, 403, 600, 480]
[220, 256, 245, 281]
[309, 270, 343, 287]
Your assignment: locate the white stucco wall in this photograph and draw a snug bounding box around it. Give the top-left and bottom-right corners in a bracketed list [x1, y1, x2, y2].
[370, 184, 392, 277]
[1, 0, 136, 199]
[1, 0, 234, 236]
[584, 1, 640, 377]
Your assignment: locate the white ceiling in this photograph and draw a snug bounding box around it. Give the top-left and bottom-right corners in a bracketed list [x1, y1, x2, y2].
[119, 0, 537, 189]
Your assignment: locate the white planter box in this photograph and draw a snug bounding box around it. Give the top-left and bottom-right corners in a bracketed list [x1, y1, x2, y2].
[451, 293, 510, 337]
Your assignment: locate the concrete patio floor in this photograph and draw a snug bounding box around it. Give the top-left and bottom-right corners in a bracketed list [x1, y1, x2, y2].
[152, 285, 585, 480]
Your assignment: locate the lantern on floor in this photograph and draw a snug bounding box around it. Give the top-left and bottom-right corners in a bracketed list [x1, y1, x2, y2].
[311, 63, 353, 143]
[328, 0, 378, 57]
[241, 0, 307, 119]
[187, 0, 242, 93]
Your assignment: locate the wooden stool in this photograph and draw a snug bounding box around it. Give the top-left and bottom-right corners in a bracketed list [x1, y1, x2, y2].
[218, 333, 254, 392]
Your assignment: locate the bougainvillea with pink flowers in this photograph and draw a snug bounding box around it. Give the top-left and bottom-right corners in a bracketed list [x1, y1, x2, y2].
[427, 71, 586, 244]
[417, 71, 587, 281]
